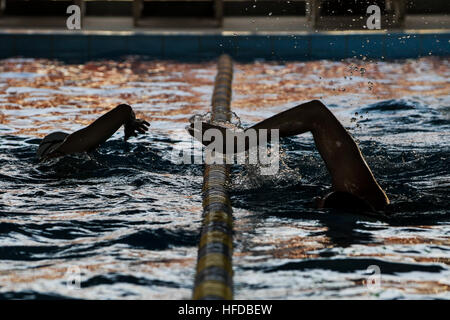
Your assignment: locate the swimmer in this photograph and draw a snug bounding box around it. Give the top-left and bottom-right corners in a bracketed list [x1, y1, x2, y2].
[37, 104, 150, 161]
[187, 100, 389, 212]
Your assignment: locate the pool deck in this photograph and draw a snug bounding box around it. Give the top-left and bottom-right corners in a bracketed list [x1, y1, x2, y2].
[0, 15, 449, 61]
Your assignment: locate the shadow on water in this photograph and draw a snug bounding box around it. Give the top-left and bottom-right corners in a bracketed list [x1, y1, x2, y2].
[0, 228, 199, 261]
[241, 257, 446, 274]
[232, 186, 377, 247]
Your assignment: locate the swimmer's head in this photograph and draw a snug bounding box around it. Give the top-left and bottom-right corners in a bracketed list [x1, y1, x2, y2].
[36, 131, 68, 160]
[315, 191, 375, 212]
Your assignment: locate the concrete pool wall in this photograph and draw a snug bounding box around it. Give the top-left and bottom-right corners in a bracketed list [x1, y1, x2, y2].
[0, 29, 448, 61]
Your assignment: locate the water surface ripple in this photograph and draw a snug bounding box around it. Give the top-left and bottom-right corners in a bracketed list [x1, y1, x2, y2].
[0, 57, 449, 299]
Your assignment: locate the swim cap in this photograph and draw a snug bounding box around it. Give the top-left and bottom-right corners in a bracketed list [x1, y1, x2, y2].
[37, 132, 69, 160]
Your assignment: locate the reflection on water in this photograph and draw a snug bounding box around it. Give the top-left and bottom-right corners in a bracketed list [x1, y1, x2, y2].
[0, 57, 449, 299]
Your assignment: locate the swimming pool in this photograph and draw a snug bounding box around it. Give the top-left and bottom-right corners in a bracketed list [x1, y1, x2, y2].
[0, 56, 449, 299]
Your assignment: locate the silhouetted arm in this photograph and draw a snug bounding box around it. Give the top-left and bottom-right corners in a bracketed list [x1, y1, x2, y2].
[53, 104, 149, 156]
[187, 100, 389, 210]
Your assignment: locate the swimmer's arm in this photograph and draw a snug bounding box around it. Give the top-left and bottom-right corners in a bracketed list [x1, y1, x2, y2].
[187, 101, 328, 151]
[187, 101, 389, 209]
[247, 100, 323, 138]
[187, 119, 289, 152]
[186, 100, 321, 151]
[55, 104, 149, 155]
[248, 100, 390, 209]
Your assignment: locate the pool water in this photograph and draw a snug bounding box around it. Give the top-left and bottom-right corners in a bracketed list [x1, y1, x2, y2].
[0, 57, 448, 299]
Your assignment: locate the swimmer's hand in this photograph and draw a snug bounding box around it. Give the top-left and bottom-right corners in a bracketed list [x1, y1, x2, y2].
[187, 121, 254, 153]
[124, 110, 150, 141]
[187, 121, 230, 146]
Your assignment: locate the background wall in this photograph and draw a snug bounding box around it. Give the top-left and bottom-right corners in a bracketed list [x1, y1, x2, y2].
[1, 0, 449, 17]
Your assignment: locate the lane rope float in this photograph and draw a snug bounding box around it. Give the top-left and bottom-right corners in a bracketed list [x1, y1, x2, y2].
[193, 54, 234, 300]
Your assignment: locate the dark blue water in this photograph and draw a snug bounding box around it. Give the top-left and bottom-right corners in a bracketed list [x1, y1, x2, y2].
[230, 98, 450, 299]
[0, 58, 449, 299]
